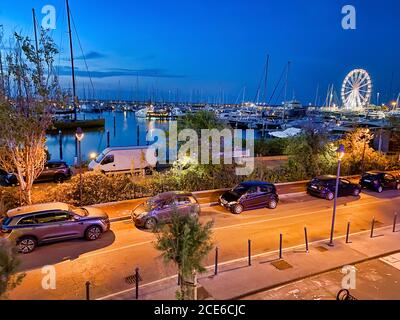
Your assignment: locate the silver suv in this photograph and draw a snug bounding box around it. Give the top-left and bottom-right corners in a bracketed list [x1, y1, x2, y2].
[0, 202, 110, 253]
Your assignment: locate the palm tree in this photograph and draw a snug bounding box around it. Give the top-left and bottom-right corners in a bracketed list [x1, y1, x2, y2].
[154, 211, 214, 300]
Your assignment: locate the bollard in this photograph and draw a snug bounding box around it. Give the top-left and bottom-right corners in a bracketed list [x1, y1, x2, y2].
[279, 234, 283, 260]
[346, 222, 351, 244]
[304, 227, 309, 253]
[85, 281, 90, 301]
[214, 247, 219, 276]
[135, 268, 140, 300]
[394, 213, 398, 233]
[248, 240, 252, 266]
[370, 217, 375, 238]
[107, 131, 110, 148]
[58, 130, 63, 160]
[177, 273, 181, 286]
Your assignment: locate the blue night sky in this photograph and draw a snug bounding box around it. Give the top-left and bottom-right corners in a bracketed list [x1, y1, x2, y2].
[1, 0, 399, 104]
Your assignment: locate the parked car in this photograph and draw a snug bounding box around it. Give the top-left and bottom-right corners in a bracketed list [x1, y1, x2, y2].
[131, 192, 200, 229]
[88, 146, 158, 175]
[0, 202, 110, 253]
[307, 175, 361, 200]
[2, 161, 72, 186]
[360, 171, 400, 193]
[219, 181, 279, 214]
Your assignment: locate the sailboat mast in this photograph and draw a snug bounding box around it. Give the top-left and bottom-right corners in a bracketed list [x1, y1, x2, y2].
[66, 0, 77, 121]
[263, 54, 269, 104]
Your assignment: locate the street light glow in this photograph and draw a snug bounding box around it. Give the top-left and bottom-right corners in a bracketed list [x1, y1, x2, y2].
[75, 127, 84, 141]
[337, 144, 345, 161]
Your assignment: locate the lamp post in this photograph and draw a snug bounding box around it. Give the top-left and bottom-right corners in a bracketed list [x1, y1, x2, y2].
[329, 144, 345, 247]
[75, 127, 84, 202]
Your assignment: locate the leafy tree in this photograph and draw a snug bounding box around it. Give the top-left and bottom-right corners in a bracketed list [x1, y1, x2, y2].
[0, 30, 63, 205]
[0, 239, 25, 299]
[339, 128, 389, 175]
[284, 126, 335, 179]
[178, 110, 226, 133]
[154, 212, 214, 300]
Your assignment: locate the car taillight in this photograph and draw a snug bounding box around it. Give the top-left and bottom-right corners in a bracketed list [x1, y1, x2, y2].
[1, 228, 11, 234]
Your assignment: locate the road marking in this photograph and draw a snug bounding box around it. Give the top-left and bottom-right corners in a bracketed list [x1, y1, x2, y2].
[57, 196, 399, 262]
[96, 225, 398, 300]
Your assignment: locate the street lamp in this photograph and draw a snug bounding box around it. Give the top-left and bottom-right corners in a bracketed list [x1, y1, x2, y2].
[75, 127, 84, 202]
[360, 128, 370, 173]
[329, 144, 345, 247]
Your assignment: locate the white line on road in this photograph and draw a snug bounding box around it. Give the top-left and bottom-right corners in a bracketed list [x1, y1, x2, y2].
[96, 225, 398, 300]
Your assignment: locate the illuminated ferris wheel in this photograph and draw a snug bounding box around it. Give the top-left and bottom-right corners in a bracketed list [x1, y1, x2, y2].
[341, 69, 372, 111]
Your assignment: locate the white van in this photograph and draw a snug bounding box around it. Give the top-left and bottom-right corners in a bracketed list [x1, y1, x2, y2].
[88, 146, 158, 174]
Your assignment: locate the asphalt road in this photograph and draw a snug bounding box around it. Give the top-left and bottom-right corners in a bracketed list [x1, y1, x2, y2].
[8, 188, 400, 300]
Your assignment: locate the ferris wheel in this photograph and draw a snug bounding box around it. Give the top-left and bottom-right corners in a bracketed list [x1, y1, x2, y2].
[341, 69, 372, 111]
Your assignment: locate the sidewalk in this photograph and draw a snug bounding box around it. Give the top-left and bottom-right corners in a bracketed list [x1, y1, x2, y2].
[107, 225, 400, 300]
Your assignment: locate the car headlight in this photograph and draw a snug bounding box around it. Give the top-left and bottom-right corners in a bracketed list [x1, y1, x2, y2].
[228, 201, 237, 206]
[136, 212, 148, 219]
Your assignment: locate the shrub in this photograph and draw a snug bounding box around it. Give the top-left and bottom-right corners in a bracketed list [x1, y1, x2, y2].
[0, 187, 20, 217]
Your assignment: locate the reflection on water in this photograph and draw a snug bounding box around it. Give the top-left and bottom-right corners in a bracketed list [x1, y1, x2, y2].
[46, 111, 262, 165]
[46, 112, 169, 165]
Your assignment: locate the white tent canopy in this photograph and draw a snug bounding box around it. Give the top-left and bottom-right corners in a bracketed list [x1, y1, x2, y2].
[269, 127, 302, 139]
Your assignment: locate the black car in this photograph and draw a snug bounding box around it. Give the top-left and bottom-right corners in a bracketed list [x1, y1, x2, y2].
[360, 171, 400, 193]
[219, 181, 279, 214]
[2, 161, 72, 186]
[307, 175, 361, 200]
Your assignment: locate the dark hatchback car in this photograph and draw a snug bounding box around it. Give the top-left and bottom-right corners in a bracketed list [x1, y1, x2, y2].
[360, 171, 400, 193]
[131, 192, 201, 230]
[3, 161, 72, 186]
[219, 181, 279, 214]
[307, 175, 361, 200]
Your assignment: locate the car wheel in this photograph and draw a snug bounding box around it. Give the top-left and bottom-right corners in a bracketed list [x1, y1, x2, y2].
[232, 204, 244, 215]
[145, 218, 157, 230]
[268, 199, 278, 209]
[85, 226, 102, 241]
[144, 167, 153, 176]
[377, 186, 383, 193]
[353, 189, 361, 197]
[54, 174, 66, 183]
[17, 236, 37, 254]
[326, 192, 334, 201]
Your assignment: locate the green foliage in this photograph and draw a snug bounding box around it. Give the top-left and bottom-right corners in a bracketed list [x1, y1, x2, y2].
[178, 110, 226, 133]
[283, 127, 336, 179]
[0, 239, 25, 300]
[254, 138, 289, 157]
[154, 211, 214, 300]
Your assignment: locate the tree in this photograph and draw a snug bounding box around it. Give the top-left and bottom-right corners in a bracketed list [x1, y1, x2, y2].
[178, 110, 226, 133]
[0, 30, 63, 205]
[154, 211, 214, 300]
[339, 128, 389, 175]
[284, 126, 335, 179]
[0, 239, 25, 300]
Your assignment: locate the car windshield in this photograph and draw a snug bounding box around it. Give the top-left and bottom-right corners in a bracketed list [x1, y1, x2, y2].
[232, 184, 250, 195]
[95, 152, 106, 163]
[145, 198, 163, 210]
[311, 179, 326, 186]
[68, 205, 88, 217]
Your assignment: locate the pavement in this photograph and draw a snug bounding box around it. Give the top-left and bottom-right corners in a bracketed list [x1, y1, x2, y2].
[8, 187, 400, 300]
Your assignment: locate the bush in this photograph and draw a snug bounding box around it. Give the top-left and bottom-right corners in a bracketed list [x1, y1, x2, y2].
[0, 187, 20, 217]
[254, 138, 289, 157]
